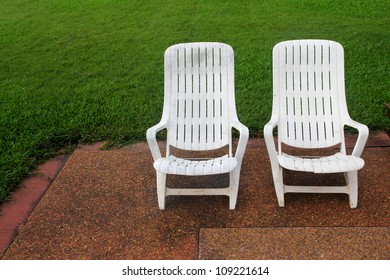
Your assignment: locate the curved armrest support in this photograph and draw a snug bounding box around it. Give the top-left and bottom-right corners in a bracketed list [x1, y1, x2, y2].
[264, 93, 280, 163]
[263, 115, 285, 189]
[231, 119, 249, 164]
[344, 118, 369, 157]
[263, 116, 279, 169]
[146, 119, 168, 161]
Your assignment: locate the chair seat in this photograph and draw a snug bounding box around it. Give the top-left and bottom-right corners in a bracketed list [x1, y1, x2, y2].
[277, 152, 365, 173]
[154, 155, 237, 175]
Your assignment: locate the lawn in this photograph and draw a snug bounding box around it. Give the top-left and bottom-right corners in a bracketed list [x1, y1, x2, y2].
[0, 0, 389, 202]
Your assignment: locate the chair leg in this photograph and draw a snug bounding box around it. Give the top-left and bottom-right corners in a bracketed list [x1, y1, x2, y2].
[272, 167, 285, 207]
[346, 171, 358, 208]
[229, 169, 240, 210]
[156, 171, 167, 210]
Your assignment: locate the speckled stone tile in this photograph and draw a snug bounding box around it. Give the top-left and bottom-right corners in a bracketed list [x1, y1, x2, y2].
[199, 227, 390, 260]
[2, 137, 389, 259]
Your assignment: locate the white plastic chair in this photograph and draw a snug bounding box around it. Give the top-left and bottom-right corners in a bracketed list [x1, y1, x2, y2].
[264, 40, 369, 208]
[147, 42, 249, 210]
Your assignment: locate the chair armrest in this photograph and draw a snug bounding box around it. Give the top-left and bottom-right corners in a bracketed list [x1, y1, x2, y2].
[231, 119, 249, 163]
[146, 119, 168, 161]
[343, 118, 369, 157]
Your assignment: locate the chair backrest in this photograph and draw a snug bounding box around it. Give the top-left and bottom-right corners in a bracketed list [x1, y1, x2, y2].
[273, 40, 347, 149]
[163, 42, 235, 151]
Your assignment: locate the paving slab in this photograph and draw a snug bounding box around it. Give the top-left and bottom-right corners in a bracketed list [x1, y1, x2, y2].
[199, 227, 390, 260]
[1, 134, 389, 260]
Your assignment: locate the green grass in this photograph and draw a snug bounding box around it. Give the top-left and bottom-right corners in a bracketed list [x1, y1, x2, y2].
[0, 0, 389, 202]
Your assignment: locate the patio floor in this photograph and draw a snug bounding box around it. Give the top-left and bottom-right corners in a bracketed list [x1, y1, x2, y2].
[1, 132, 389, 259]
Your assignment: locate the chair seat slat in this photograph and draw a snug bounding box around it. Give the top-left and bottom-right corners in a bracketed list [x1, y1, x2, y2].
[277, 152, 364, 173]
[154, 155, 237, 176]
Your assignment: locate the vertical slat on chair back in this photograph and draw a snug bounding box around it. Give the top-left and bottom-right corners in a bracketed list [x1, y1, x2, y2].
[273, 40, 343, 148]
[165, 43, 233, 150]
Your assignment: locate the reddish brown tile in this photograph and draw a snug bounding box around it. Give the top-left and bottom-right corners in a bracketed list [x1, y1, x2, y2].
[199, 227, 390, 260]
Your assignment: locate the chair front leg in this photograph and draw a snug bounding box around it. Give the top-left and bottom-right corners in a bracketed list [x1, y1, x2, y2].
[156, 171, 167, 210]
[229, 167, 241, 210]
[274, 166, 285, 207]
[346, 171, 358, 208]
